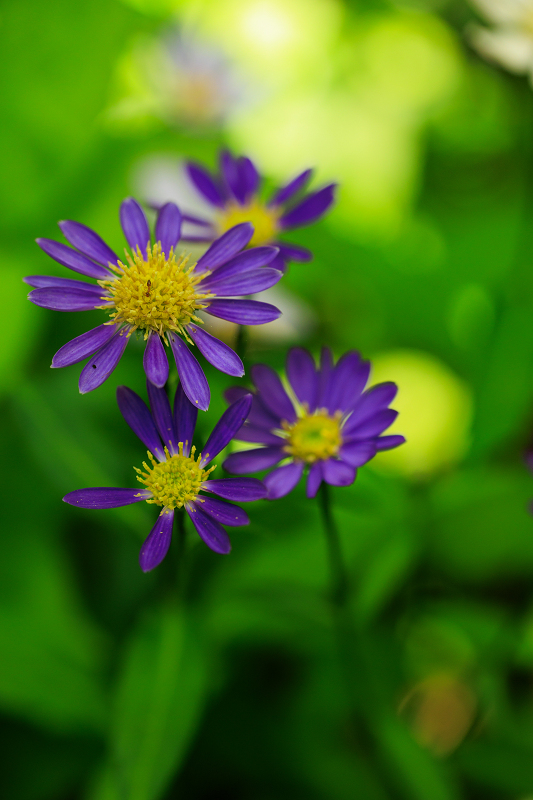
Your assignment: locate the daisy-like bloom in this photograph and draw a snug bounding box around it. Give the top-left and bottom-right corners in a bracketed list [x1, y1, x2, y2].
[223, 347, 405, 499]
[64, 382, 266, 570]
[468, 0, 533, 79]
[25, 198, 283, 409]
[182, 149, 337, 271]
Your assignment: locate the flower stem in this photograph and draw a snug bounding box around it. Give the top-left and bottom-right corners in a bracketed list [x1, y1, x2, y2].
[318, 482, 348, 607]
[235, 324, 248, 363]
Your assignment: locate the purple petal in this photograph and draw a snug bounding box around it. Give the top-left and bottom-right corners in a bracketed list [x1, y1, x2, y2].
[196, 495, 249, 526]
[223, 446, 284, 474]
[139, 510, 174, 572]
[181, 213, 213, 227]
[36, 238, 111, 279]
[322, 459, 356, 487]
[78, 330, 130, 394]
[195, 223, 254, 272]
[239, 156, 260, 200]
[28, 286, 107, 312]
[269, 169, 313, 206]
[147, 380, 178, 454]
[279, 184, 337, 230]
[200, 394, 252, 466]
[52, 323, 120, 368]
[201, 268, 282, 297]
[274, 241, 313, 262]
[186, 162, 226, 207]
[23, 275, 102, 292]
[205, 299, 281, 325]
[375, 434, 405, 451]
[58, 220, 119, 268]
[264, 461, 304, 499]
[317, 347, 334, 408]
[344, 384, 398, 432]
[328, 354, 371, 414]
[168, 333, 210, 411]
[173, 383, 197, 457]
[155, 203, 182, 257]
[268, 253, 289, 274]
[63, 487, 150, 509]
[220, 150, 246, 204]
[203, 246, 279, 283]
[345, 409, 398, 439]
[224, 386, 250, 404]
[187, 324, 244, 377]
[203, 477, 267, 502]
[186, 503, 231, 554]
[250, 363, 296, 422]
[143, 332, 169, 388]
[224, 387, 281, 429]
[306, 462, 323, 498]
[338, 440, 377, 468]
[286, 347, 318, 411]
[235, 424, 285, 446]
[120, 197, 150, 253]
[116, 385, 165, 460]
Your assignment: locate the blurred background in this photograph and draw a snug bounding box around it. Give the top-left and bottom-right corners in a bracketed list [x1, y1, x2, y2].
[4, 0, 533, 797]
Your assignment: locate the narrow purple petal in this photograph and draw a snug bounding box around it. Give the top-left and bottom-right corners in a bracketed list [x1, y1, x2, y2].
[224, 387, 281, 429]
[36, 238, 111, 279]
[173, 383, 197, 457]
[181, 213, 213, 227]
[274, 242, 313, 262]
[322, 459, 356, 487]
[187, 324, 244, 377]
[28, 286, 106, 312]
[147, 380, 178, 454]
[139, 510, 174, 572]
[330, 355, 371, 414]
[202, 477, 267, 501]
[78, 330, 130, 394]
[279, 184, 337, 230]
[286, 347, 318, 411]
[196, 496, 249, 526]
[235, 424, 284, 446]
[52, 323, 120, 368]
[317, 347, 334, 408]
[220, 150, 246, 204]
[186, 162, 225, 207]
[344, 384, 398, 431]
[195, 223, 254, 272]
[168, 333, 210, 411]
[186, 503, 231, 554]
[200, 394, 252, 466]
[375, 434, 405, 451]
[223, 446, 284, 474]
[203, 246, 279, 283]
[345, 409, 398, 439]
[338, 440, 377, 468]
[116, 385, 165, 460]
[143, 332, 169, 388]
[205, 299, 281, 326]
[269, 169, 313, 206]
[23, 275, 102, 292]
[63, 487, 150, 509]
[224, 386, 250, 404]
[264, 461, 304, 499]
[58, 220, 119, 267]
[155, 203, 182, 257]
[120, 197, 150, 253]
[250, 363, 296, 422]
[239, 156, 260, 200]
[180, 235, 214, 244]
[201, 268, 282, 297]
[306, 462, 323, 498]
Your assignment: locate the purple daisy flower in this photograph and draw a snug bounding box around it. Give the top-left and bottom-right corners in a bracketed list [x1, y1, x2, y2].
[182, 149, 337, 271]
[223, 347, 405, 500]
[63, 382, 266, 570]
[25, 197, 283, 409]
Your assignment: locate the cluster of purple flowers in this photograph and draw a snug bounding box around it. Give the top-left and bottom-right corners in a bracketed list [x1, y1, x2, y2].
[27, 149, 404, 571]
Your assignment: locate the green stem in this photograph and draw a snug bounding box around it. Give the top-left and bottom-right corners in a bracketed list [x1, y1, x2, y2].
[235, 324, 248, 363]
[318, 482, 349, 607]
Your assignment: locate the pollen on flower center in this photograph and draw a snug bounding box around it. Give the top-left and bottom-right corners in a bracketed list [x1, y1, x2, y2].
[99, 242, 213, 339]
[218, 200, 279, 247]
[282, 411, 342, 463]
[134, 443, 216, 510]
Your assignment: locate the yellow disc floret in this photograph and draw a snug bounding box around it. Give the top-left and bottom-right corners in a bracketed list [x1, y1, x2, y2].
[135, 443, 216, 510]
[282, 411, 342, 463]
[217, 200, 279, 247]
[98, 243, 212, 340]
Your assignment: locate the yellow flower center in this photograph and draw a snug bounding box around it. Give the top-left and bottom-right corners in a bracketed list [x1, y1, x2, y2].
[98, 243, 212, 339]
[217, 200, 279, 247]
[282, 411, 342, 463]
[135, 444, 215, 510]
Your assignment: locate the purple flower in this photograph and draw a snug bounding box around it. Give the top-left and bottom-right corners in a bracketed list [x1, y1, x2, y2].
[223, 347, 405, 500]
[63, 382, 267, 570]
[182, 149, 337, 271]
[25, 197, 283, 409]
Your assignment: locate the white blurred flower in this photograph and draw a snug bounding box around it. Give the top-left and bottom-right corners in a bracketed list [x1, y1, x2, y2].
[469, 0, 533, 78]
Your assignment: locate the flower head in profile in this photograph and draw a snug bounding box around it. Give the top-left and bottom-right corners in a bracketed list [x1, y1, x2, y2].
[64, 383, 266, 570]
[468, 0, 533, 79]
[25, 198, 282, 409]
[223, 347, 405, 499]
[182, 149, 337, 271]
